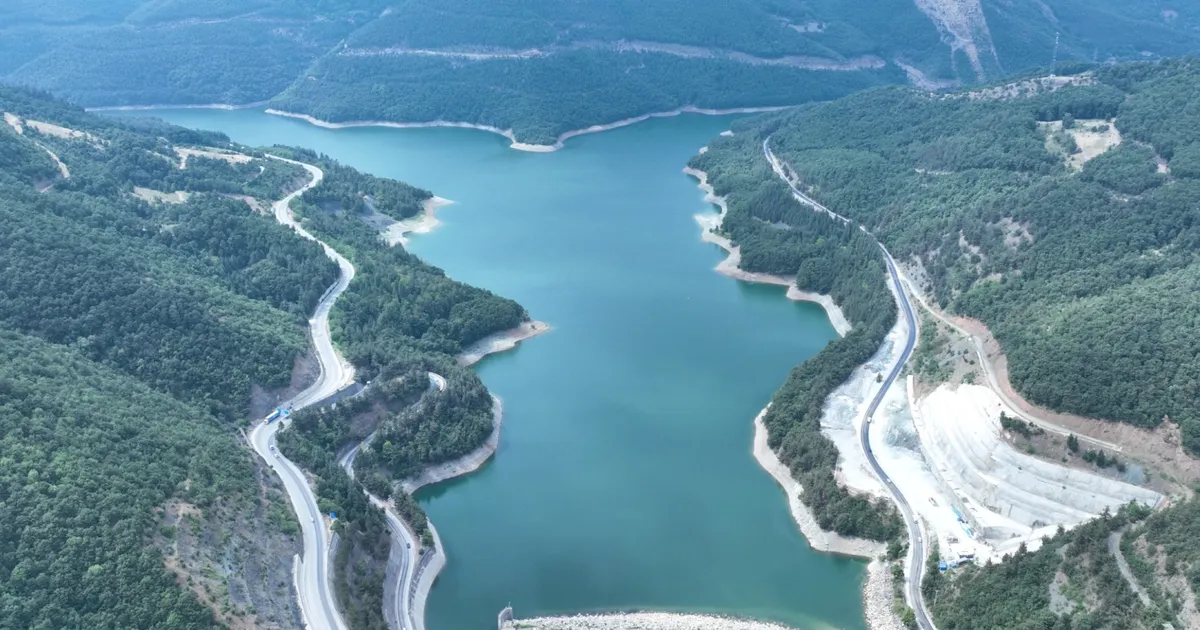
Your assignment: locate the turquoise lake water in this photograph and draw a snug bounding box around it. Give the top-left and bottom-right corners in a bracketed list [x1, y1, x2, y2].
[109, 109, 868, 630]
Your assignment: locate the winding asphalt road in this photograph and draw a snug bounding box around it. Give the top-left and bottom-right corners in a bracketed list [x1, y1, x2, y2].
[247, 157, 356, 630]
[763, 138, 934, 630]
[337, 371, 445, 630]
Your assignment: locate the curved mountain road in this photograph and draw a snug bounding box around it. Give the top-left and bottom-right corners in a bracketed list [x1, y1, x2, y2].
[338, 371, 445, 630]
[247, 157, 356, 630]
[763, 138, 934, 630]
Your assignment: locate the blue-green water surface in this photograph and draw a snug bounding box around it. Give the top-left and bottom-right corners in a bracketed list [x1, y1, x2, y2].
[108, 109, 867, 630]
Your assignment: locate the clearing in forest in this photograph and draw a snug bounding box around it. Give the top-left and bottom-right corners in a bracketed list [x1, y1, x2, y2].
[1040, 119, 1121, 171]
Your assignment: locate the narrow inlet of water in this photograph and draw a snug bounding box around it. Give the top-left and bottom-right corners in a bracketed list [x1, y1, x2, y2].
[108, 109, 868, 630]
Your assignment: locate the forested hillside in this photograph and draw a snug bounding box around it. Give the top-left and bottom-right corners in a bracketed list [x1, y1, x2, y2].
[697, 58, 1200, 449]
[264, 147, 529, 629]
[0, 86, 342, 629]
[690, 130, 904, 543]
[927, 499, 1200, 629]
[0, 88, 534, 628]
[4, 0, 1198, 144]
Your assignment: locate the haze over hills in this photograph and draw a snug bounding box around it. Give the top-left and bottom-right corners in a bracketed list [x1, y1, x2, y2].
[3, 0, 1199, 143]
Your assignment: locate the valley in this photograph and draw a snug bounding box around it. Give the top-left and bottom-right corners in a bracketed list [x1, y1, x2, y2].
[4, 3, 1200, 629]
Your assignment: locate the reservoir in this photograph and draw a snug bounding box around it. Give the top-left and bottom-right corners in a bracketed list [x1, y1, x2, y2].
[110, 109, 868, 629]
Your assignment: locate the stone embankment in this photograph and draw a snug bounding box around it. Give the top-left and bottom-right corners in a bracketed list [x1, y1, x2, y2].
[504, 612, 798, 630]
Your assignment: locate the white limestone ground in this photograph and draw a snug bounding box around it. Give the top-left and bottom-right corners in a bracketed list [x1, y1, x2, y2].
[753, 407, 885, 558]
[383, 196, 453, 246]
[913, 382, 1162, 561]
[174, 146, 252, 170]
[457, 320, 551, 367]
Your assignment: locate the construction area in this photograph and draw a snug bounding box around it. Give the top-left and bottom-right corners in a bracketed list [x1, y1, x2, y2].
[817, 298, 1163, 569]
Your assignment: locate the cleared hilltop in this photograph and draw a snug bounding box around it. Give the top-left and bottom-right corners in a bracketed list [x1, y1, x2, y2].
[0, 87, 530, 629]
[692, 57, 1200, 628]
[4, 0, 1200, 143]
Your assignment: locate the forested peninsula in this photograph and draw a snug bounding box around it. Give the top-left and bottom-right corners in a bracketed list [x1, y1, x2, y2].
[694, 57, 1200, 628]
[7, 0, 1200, 145]
[0, 87, 532, 629]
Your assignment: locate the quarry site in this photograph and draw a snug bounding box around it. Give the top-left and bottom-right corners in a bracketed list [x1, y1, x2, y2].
[823, 266, 1170, 574]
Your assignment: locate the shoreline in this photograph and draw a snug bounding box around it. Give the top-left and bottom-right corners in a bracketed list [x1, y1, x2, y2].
[688, 164, 900, 629]
[87, 100, 270, 112]
[401, 319, 548, 494]
[405, 320, 549, 626]
[457, 320, 551, 367]
[753, 408, 900, 630]
[502, 612, 813, 630]
[266, 105, 788, 153]
[401, 394, 504, 495]
[386, 196, 453, 246]
[752, 407, 884, 559]
[684, 166, 852, 337]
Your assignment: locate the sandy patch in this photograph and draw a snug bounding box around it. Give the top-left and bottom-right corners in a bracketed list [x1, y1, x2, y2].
[134, 187, 190, 204]
[384, 196, 452, 246]
[26, 119, 100, 145]
[29, 142, 71, 191]
[685, 166, 853, 337]
[895, 60, 961, 91]
[41, 145, 69, 179]
[5, 113, 72, 185]
[1041, 119, 1121, 170]
[221, 193, 268, 214]
[3, 112, 22, 134]
[457, 320, 550, 367]
[176, 147, 253, 170]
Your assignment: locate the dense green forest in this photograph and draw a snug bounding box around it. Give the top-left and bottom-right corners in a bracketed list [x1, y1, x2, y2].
[272, 50, 901, 146]
[0, 87, 532, 628]
[926, 499, 1200, 629]
[696, 58, 1200, 453]
[0, 87, 336, 420]
[690, 135, 903, 542]
[5, 0, 1198, 143]
[0, 329, 250, 630]
[273, 145, 524, 490]
[260, 146, 529, 627]
[0, 87, 338, 628]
